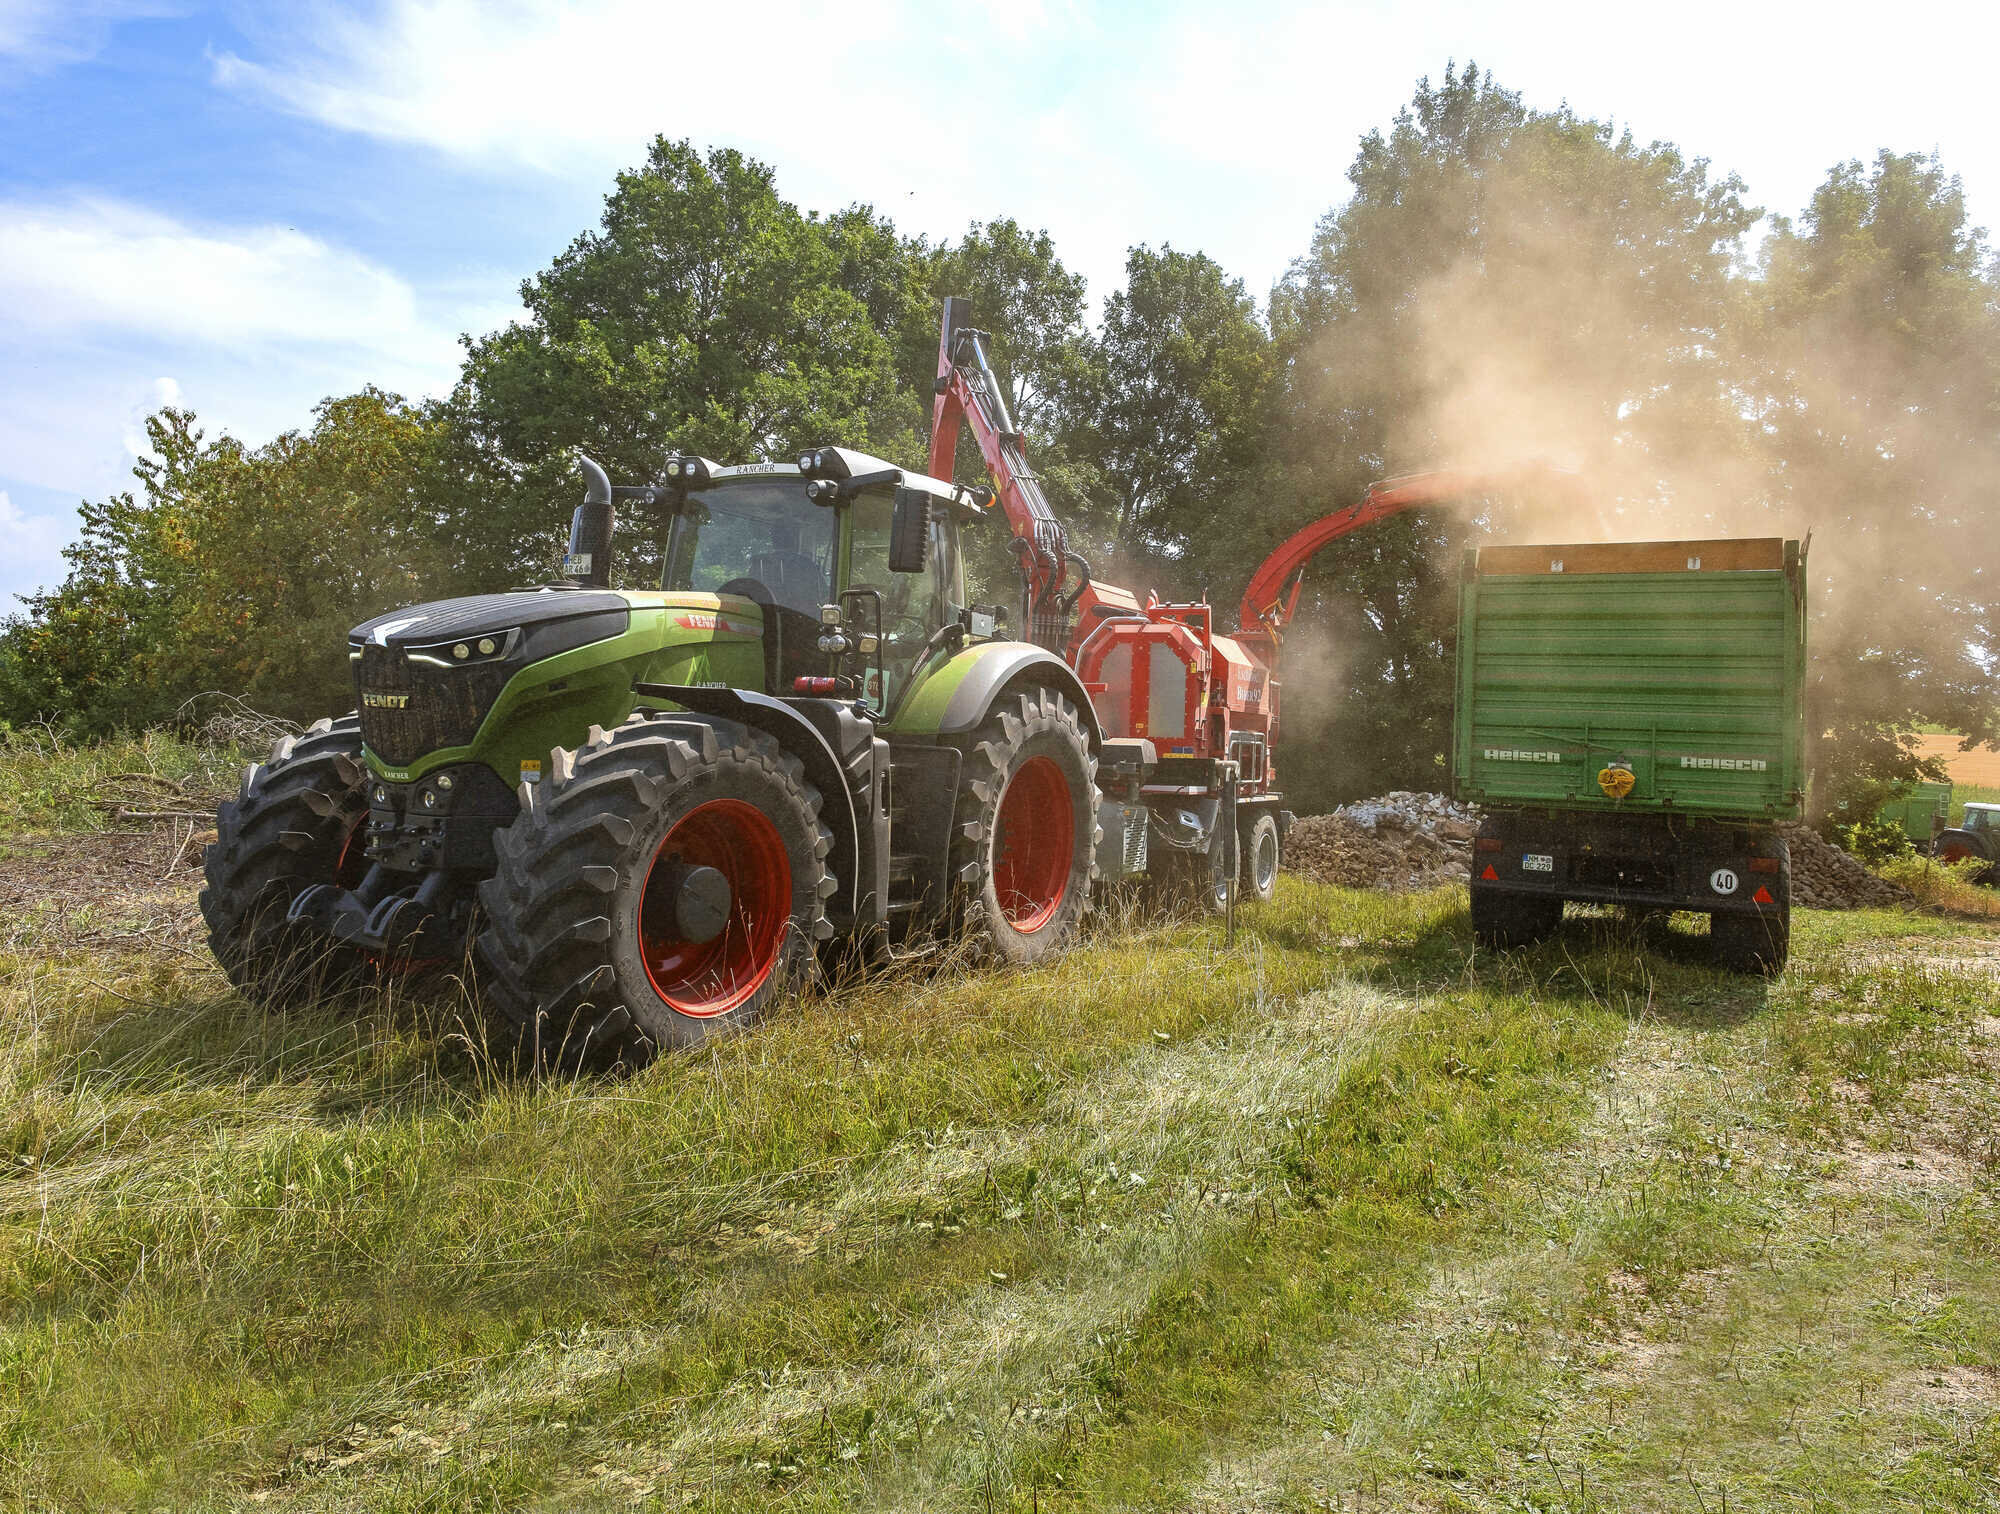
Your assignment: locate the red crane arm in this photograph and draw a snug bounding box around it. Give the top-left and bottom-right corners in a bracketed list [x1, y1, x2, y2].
[929, 296, 1084, 650]
[1237, 467, 1560, 641]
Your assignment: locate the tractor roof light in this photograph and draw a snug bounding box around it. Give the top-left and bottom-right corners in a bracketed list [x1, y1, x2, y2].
[797, 446, 887, 482]
[664, 454, 714, 488]
[804, 478, 842, 507]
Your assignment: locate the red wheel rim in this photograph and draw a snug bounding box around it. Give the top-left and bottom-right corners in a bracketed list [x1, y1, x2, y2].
[1940, 843, 1973, 865]
[639, 800, 792, 1016]
[992, 755, 1075, 933]
[334, 815, 369, 888]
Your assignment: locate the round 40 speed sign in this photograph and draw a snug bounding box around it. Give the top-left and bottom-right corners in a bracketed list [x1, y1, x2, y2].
[1709, 867, 1740, 896]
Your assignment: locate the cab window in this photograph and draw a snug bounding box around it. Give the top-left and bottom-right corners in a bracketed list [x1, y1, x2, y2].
[844, 490, 962, 713]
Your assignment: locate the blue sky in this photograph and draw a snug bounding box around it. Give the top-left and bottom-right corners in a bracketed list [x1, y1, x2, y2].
[4, 0, 1997, 605]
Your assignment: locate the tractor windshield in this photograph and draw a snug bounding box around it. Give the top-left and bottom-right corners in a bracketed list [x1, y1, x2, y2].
[663, 478, 835, 616]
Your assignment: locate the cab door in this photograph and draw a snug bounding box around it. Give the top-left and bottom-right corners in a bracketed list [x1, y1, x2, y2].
[840, 488, 963, 715]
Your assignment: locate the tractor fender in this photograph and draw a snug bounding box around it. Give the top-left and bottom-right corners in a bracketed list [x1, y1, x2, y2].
[932, 643, 1102, 745]
[631, 682, 865, 918]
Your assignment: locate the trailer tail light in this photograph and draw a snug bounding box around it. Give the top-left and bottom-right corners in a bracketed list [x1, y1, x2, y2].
[1748, 856, 1780, 873]
[1474, 837, 1501, 853]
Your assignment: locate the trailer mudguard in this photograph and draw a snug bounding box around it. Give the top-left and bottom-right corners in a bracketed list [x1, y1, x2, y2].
[632, 682, 875, 923]
[892, 642, 1102, 744]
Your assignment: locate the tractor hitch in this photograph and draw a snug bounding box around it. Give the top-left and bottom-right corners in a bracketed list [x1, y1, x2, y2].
[289, 864, 460, 958]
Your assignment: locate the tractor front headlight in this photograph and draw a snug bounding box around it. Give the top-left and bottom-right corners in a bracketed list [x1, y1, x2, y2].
[402, 629, 520, 669]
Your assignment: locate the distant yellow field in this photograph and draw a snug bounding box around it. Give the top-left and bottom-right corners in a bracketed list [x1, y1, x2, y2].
[1911, 733, 2000, 786]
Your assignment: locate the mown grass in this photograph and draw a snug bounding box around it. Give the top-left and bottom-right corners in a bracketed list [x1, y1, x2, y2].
[2, 733, 1996, 1510]
[7, 885, 1996, 1512]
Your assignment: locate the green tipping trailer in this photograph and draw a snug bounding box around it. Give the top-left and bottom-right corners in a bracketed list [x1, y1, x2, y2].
[1452, 537, 1807, 974]
[1876, 780, 1953, 846]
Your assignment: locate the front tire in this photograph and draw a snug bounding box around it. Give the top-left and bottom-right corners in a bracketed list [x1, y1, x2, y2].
[950, 687, 1099, 964]
[475, 715, 833, 1069]
[201, 716, 371, 1006]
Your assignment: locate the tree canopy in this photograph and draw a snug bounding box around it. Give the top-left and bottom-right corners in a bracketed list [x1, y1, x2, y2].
[5, 94, 1995, 812]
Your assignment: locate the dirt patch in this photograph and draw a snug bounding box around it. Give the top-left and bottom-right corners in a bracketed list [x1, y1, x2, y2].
[1284, 792, 1476, 892]
[1893, 1362, 2000, 1414]
[1830, 1136, 1975, 1196]
[0, 824, 209, 955]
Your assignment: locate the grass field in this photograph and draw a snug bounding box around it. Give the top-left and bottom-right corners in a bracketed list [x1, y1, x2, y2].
[2, 734, 1998, 1512]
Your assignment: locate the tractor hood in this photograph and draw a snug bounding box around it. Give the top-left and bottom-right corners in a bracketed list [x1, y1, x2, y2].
[350, 588, 631, 654]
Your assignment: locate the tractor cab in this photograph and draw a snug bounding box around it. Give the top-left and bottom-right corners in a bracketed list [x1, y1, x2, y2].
[1962, 804, 1998, 834]
[661, 449, 980, 716]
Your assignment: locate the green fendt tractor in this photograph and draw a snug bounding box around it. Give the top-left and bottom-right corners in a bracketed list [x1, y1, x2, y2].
[200, 446, 1103, 1065]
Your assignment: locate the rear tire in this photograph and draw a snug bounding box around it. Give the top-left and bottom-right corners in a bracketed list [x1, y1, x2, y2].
[475, 714, 833, 1069]
[1711, 836, 1791, 975]
[1470, 886, 1563, 949]
[950, 687, 1099, 964]
[1710, 908, 1789, 974]
[201, 716, 372, 1007]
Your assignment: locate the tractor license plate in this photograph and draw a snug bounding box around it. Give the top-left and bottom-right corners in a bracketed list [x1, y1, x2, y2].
[1521, 853, 1554, 873]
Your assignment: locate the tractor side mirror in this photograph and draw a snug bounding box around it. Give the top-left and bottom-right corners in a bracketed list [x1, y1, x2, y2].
[888, 487, 930, 574]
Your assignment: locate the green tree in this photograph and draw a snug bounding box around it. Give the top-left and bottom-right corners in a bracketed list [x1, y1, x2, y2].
[441, 140, 928, 586]
[1261, 64, 1757, 805]
[0, 392, 450, 733]
[1083, 244, 1271, 583]
[1750, 151, 2000, 813]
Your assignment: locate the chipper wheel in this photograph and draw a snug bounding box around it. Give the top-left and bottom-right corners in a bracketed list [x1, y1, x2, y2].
[475, 715, 833, 1070]
[201, 715, 372, 1006]
[950, 687, 1100, 965]
[1242, 810, 1281, 904]
[1153, 825, 1234, 915]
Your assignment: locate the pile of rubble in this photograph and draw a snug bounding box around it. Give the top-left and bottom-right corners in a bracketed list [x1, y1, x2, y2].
[1279, 797, 1914, 911]
[1283, 791, 1477, 892]
[1778, 823, 1916, 911]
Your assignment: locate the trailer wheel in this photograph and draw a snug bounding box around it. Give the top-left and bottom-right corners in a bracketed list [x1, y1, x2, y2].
[950, 687, 1099, 964]
[1242, 811, 1281, 903]
[201, 716, 372, 1006]
[1710, 907, 1789, 975]
[1709, 837, 1791, 975]
[1469, 886, 1563, 949]
[475, 714, 832, 1069]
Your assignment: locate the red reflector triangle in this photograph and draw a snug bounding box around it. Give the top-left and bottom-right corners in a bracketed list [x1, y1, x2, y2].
[1752, 885, 1774, 904]
[1480, 864, 1499, 881]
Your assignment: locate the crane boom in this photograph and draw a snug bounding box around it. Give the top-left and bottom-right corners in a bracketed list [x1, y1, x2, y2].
[929, 296, 1090, 650]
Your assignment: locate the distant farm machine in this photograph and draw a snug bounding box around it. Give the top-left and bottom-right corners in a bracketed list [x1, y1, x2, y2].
[202, 298, 1474, 1064]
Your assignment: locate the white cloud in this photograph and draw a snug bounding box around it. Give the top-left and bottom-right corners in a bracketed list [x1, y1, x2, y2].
[0, 197, 455, 374]
[208, 0, 2000, 310]
[211, 0, 907, 175]
[0, 489, 74, 601]
[0, 0, 177, 69]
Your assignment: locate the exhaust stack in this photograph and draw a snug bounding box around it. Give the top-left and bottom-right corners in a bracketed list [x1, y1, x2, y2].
[566, 454, 614, 587]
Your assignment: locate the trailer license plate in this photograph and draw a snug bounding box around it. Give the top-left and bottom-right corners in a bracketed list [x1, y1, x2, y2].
[1522, 853, 1554, 873]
